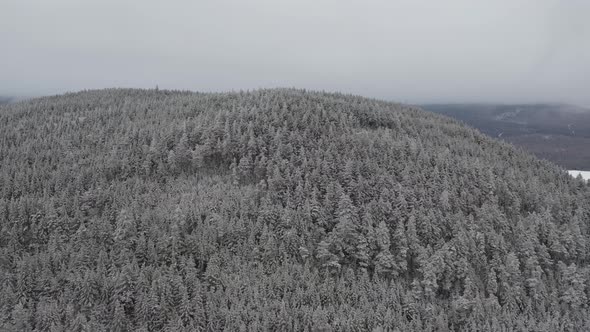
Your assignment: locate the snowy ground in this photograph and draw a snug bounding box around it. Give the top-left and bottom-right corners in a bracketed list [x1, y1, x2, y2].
[568, 170, 590, 181]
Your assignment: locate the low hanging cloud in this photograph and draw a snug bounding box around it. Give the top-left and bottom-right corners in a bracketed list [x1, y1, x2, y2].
[1, 0, 589, 105]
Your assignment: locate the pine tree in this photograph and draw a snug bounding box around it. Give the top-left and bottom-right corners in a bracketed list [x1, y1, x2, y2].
[237, 155, 253, 182]
[373, 220, 397, 277]
[114, 209, 137, 245]
[560, 262, 587, 309]
[316, 240, 341, 271]
[332, 193, 358, 260]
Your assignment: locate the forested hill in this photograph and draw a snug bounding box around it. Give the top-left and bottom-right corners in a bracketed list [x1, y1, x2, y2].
[1, 88, 589, 331]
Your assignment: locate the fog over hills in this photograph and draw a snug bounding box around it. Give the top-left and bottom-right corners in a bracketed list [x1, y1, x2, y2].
[1, 89, 589, 331]
[0, 95, 33, 105]
[422, 103, 590, 170]
[0, 96, 15, 105]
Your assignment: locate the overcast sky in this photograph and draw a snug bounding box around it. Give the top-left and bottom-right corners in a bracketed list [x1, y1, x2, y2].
[1, 0, 589, 105]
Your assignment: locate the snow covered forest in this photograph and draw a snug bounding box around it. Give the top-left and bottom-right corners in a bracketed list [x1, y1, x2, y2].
[1, 88, 590, 331]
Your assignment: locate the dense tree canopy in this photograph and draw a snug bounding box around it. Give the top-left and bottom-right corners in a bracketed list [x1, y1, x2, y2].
[0, 88, 589, 331]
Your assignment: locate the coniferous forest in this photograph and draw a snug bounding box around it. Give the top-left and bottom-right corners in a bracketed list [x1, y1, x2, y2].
[1, 88, 590, 331]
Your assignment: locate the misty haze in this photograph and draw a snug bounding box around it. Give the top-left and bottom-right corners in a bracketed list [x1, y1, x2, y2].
[1, 1, 590, 331]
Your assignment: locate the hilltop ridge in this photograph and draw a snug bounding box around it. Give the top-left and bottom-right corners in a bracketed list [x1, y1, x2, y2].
[1, 89, 589, 331]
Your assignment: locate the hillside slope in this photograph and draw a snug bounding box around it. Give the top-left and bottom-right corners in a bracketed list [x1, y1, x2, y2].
[1, 89, 589, 331]
[422, 103, 590, 170]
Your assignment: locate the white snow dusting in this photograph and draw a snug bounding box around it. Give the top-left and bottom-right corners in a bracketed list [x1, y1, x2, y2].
[568, 170, 590, 181]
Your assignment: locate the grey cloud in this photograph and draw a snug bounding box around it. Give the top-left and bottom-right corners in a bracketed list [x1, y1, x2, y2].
[1, 0, 589, 105]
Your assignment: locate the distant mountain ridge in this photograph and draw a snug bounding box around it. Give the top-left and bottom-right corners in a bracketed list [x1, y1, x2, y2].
[422, 103, 590, 170]
[0, 95, 33, 105]
[0, 96, 14, 105]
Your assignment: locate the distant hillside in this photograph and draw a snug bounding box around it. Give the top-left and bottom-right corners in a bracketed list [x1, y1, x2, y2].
[0, 96, 14, 105]
[422, 103, 590, 170]
[1, 89, 589, 331]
